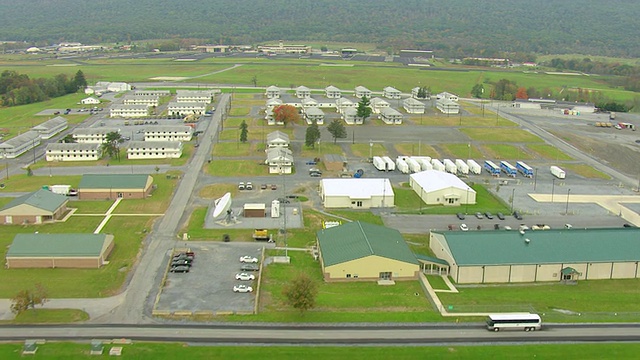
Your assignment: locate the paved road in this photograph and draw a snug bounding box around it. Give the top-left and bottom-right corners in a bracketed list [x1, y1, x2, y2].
[0, 323, 639, 345]
[107, 94, 229, 323]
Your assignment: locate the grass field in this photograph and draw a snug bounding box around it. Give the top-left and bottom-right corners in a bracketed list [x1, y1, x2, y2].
[439, 143, 483, 159]
[211, 142, 260, 157]
[350, 143, 386, 158]
[417, 183, 509, 215]
[9, 309, 89, 324]
[1, 342, 637, 360]
[438, 278, 640, 321]
[561, 163, 611, 179]
[112, 175, 179, 214]
[206, 160, 268, 177]
[68, 200, 114, 214]
[198, 183, 239, 199]
[459, 128, 544, 143]
[394, 187, 426, 212]
[481, 144, 534, 160]
[527, 143, 575, 161]
[0, 174, 81, 192]
[394, 143, 440, 157]
[300, 143, 343, 158]
[229, 107, 251, 116]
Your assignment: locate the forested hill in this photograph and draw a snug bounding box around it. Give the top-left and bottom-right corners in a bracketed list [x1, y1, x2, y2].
[1, 0, 639, 57]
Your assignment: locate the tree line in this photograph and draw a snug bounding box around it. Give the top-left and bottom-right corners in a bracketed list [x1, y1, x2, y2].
[0, 70, 87, 107]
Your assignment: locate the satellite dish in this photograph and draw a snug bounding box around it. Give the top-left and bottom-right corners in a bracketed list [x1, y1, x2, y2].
[212, 192, 232, 219]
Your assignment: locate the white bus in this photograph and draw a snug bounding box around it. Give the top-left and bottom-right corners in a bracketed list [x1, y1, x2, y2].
[486, 313, 542, 332]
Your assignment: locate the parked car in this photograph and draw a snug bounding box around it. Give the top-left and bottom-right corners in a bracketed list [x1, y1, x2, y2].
[310, 171, 322, 177]
[223, 234, 231, 242]
[456, 213, 465, 220]
[170, 265, 190, 273]
[497, 212, 505, 220]
[504, 226, 512, 231]
[173, 253, 194, 261]
[484, 212, 494, 219]
[271, 184, 277, 190]
[260, 184, 267, 190]
[239, 256, 258, 263]
[494, 224, 500, 230]
[233, 285, 253, 293]
[240, 263, 260, 272]
[459, 224, 469, 231]
[171, 259, 192, 267]
[235, 273, 256, 281]
[245, 182, 253, 190]
[238, 182, 245, 190]
[475, 212, 484, 219]
[277, 197, 290, 204]
[513, 211, 523, 220]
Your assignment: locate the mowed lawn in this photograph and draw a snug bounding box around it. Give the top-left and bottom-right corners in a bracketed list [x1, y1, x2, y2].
[206, 159, 268, 177]
[481, 144, 535, 160]
[438, 278, 640, 321]
[439, 143, 484, 159]
[394, 143, 440, 158]
[350, 143, 387, 158]
[0, 174, 81, 192]
[112, 175, 180, 214]
[459, 128, 544, 143]
[527, 143, 575, 161]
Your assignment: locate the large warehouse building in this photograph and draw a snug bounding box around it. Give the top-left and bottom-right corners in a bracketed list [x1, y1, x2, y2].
[410, 170, 476, 206]
[317, 221, 420, 281]
[6, 233, 114, 268]
[430, 228, 640, 284]
[320, 178, 394, 209]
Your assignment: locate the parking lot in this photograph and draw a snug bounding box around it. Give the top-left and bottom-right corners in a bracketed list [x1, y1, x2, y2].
[154, 242, 266, 314]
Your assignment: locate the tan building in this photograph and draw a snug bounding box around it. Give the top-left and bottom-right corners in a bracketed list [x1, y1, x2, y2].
[6, 233, 114, 268]
[316, 221, 420, 281]
[430, 228, 640, 284]
[410, 170, 476, 206]
[0, 189, 68, 225]
[78, 174, 154, 200]
[320, 178, 394, 209]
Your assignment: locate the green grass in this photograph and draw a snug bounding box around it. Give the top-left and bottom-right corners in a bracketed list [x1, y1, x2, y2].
[224, 117, 252, 127]
[439, 143, 483, 159]
[112, 174, 179, 214]
[459, 128, 544, 143]
[394, 187, 426, 212]
[211, 142, 255, 157]
[206, 160, 268, 177]
[561, 163, 611, 179]
[426, 275, 450, 290]
[394, 143, 440, 157]
[482, 144, 535, 160]
[438, 278, 640, 321]
[324, 210, 384, 225]
[219, 128, 265, 141]
[418, 184, 509, 215]
[403, 233, 433, 256]
[10, 309, 89, 324]
[0, 174, 81, 192]
[350, 143, 386, 158]
[300, 143, 343, 158]
[527, 143, 574, 161]
[68, 200, 113, 214]
[229, 107, 251, 116]
[0, 342, 638, 360]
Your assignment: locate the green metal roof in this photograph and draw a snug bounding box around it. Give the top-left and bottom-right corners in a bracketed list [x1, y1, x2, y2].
[0, 189, 67, 213]
[7, 233, 110, 257]
[317, 221, 418, 266]
[435, 228, 640, 266]
[415, 254, 449, 266]
[79, 174, 151, 189]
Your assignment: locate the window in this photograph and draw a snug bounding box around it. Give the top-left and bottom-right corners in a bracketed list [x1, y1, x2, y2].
[356, 201, 363, 207]
[346, 274, 351, 278]
[379, 272, 392, 280]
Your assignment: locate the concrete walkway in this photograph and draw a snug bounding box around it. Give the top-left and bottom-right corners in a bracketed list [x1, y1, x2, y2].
[93, 198, 122, 234]
[420, 273, 499, 318]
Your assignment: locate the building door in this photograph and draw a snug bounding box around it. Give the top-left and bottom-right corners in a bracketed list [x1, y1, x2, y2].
[117, 192, 124, 198]
[379, 271, 392, 280]
[5, 216, 11, 224]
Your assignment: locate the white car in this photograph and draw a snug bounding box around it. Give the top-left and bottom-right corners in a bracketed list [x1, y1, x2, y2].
[239, 256, 258, 263]
[235, 273, 255, 281]
[460, 224, 469, 231]
[233, 284, 253, 293]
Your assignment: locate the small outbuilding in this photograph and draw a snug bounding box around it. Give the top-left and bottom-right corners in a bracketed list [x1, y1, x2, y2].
[0, 189, 68, 225]
[6, 233, 114, 268]
[316, 221, 420, 281]
[78, 174, 154, 200]
[320, 178, 394, 209]
[243, 203, 266, 218]
[410, 170, 476, 206]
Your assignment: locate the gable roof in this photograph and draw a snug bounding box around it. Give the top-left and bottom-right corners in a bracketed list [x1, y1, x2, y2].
[32, 116, 68, 131]
[79, 174, 151, 190]
[325, 85, 341, 92]
[267, 130, 289, 143]
[410, 170, 475, 193]
[355, 86, 370, 92]
[435, 228, 640, 266]
[0, 131, 40, 149]
[0, 189, 67, 213]
[7, 233, 112, 257]
[317, 221, 418, 266]
[46, 142, 101, 152]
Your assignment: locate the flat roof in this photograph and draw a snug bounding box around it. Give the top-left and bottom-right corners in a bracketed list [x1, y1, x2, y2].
[410, 170, 475, 193]
[321, 178, 393, 198]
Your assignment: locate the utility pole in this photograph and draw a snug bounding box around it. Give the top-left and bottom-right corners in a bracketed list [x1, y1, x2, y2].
[565, 189, 571, 215]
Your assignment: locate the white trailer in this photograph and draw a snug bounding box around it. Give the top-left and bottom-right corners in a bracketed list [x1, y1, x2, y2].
[550, 165, 566, 179]
[411, 156, 432, 171]
[431, 158, 445, 172]
[50, 185, 71, 195]
[455, 159, 469, 175]
[405, 157, 422, 173]
[467, 159, 481, 174]
[443, 159, 458, 174]
[372, 156, 386, 171]
[396, 158, 410, 174]
[382, 156, 395, 171]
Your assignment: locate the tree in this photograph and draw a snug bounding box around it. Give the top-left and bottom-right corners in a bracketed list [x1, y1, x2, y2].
[515, 87, 528, 99]
[471, 84, 484, 98]
[356, 95, 372, 123]
[239, 120, 248, 143]
[273, 105, 299, 127]
[251, 75, 258, 87]
[305, 122, 321, 148]
[60, 134, 76, 143]
[101, 131, 122, 161]
[11, 283, 48, 315]
[282, 273, 318, 314]
[416, 86, 431, 99]
[72, 70, 87, 92]
[327, 119, 347, 144]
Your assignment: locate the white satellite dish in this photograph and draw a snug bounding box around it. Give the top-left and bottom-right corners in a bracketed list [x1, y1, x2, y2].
[212, 192, 232, 219]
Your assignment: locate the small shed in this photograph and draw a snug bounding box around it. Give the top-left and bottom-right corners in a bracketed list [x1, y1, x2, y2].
[243, 203, 266, 218]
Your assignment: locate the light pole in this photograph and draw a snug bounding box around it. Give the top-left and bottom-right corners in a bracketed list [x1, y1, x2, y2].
[465, 187, 470, 215]
[534, 167, 538, 191]
[565, 188, 571, 215]
[369, 140, 373, 160]
[551, 178, 556, 202]
[280, 150, 288, 258]
[510, 188, 515, 214]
